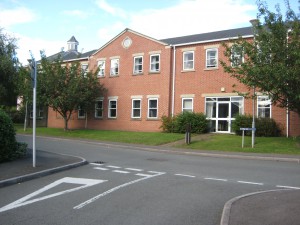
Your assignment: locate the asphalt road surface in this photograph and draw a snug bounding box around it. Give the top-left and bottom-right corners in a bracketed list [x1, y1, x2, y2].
[0, 135, 299, 225]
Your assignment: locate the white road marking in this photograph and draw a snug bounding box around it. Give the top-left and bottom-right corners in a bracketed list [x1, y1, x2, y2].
[135, 173, 152, 177]
[74, 172, 165, 210]
[106, 165, 121, 169]
[204, 177, 228, 182]
[0, 177, 105, 213]
[148, 171, 163, 174]
[276, 185, 300, 190]
[237, 181, 264, 186]
[90, 163, 104, 166]
[112, 170, 130, 174]
[125, 168, 143, 172]
[175, 174, 196, 178]
[94, 167, 109, 171]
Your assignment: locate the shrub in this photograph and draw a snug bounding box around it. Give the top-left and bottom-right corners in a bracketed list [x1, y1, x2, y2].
[232, 114, 281, 137]
[161, 112, 208, 134]
[0, 109, 27, 162]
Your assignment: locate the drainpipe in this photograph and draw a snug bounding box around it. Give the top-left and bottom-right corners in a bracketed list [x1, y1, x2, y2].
[171, 45, 176, 117]
[286, 103, 289, 138]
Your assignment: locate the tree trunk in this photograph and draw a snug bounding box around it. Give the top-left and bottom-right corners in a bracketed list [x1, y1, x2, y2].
[63, 116, 69, 131]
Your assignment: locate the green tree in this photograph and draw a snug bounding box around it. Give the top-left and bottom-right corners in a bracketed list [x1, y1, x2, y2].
[221, 0, 300, 114]
[0, 28, 19, 107]
[38, 52, 106, 131]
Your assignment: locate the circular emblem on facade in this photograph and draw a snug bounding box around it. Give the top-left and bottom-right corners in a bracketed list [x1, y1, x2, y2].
[122, 37, 132, 48]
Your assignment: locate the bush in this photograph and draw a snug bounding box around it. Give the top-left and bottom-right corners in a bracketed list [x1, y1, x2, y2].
[0, 109, 27, 162]
[161, 112, 208, 134]
[232, 114, 281, 137]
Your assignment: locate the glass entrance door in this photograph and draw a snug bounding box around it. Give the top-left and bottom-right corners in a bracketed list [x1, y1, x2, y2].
[217, 102, 230, 132]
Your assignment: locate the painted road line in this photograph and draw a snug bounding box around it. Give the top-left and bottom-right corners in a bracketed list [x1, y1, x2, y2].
[90, 163, 104, 166]
[112, 170, 130, 174]
[148, 171, 164, 174]
[0, 177, 106, 213]
[106, 165, 121, 169]
[125, 168, 143, 172]
[204, 177, 228, 182]
[74, 172, 165, 210]
[175, 174, 196, 178]
[237, 181, 264, 186]
[276, 185, 300, 190]
[135, 173, 152, 177]
[94, 167, 109, 171]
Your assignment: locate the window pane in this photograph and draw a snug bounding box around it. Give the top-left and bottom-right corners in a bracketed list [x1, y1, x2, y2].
[183, 52, 194, 70]
[150, 55, 160, 72]
[148, 99, 158, 118]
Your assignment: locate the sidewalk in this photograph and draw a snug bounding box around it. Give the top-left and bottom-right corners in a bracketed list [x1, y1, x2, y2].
[0, 149, 87, 188]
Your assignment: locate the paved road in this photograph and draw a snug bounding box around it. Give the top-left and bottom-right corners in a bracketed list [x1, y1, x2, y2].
[0, 135, 299, 225]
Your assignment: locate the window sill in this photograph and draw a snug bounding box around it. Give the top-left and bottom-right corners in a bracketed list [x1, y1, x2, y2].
[148, 71, 160, 75]
[133, 72, 144, 76]
[146, 118, 159, 121]
[109, 75, 119, 78]
[97, 75, 105, 78]
[204, 67, 219, 71]
[94, 117, 103, 120]
[108, 117, 117, 120]
[131, 118, 142, 121]
[181, 69, 195, 73]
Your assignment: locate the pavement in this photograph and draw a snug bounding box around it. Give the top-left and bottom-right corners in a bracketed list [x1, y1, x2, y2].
[0, 141, 300, 225]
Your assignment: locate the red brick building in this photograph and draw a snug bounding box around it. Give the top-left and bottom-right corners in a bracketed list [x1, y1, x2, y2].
[47, 27, 300, 136]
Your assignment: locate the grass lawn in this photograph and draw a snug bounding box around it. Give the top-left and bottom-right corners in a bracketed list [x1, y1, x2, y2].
[15, 125, 300, 154]
[15, 125, 184, 146]
[178, 134, 300, 155]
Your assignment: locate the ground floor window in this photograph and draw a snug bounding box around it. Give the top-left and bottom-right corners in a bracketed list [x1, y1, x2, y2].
[95, 99, 103, 118]
[78, 106, 86, 119]
[132, 99, 141, 118]
[148, 98, 158, 118]
[205, 96, 243, 133]
[257, 96, 271, 118]
[182, 98, 193, 112]
[108, 99, 117, 118]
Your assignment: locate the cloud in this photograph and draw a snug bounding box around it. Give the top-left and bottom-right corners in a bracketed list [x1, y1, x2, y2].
[94, 0, 127, 18]
[96, 22, 125, 47]
[15, 34, 65, 65]
[0, 7, 36, 28]
[62, 10, 89, 19]
[128, 0, 256, 39]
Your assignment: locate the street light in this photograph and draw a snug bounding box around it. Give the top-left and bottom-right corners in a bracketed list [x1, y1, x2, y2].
[29, 52, 37, 167]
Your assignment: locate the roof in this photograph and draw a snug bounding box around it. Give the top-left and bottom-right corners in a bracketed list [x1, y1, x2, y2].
[92, 28, 168, 56]
[160, 26, 253, 46]
[67, 36, 79, 43]
[39, 49, 97, 63]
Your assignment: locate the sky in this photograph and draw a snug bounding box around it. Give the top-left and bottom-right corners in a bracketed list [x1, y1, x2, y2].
[0, 0, 298, 65]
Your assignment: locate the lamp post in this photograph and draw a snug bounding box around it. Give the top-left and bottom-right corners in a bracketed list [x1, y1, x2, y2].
[29, 53, 37, 167]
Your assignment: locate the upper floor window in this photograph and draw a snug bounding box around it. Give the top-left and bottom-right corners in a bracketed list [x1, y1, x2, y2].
[257, 96, 271, 118]
[108, 99, 117, 118]
[97, 60, 105, 77]
[231, 45, 244, 67]
[182, 98, 193, 112]
[150, 54, 160, 72]
[132, 99, 141, 118]
[110, 59, 119, 76]
[183, 51, 194, 70]
[95, 99, 103, 118]
[30, 106, 44, 119]
[206, 48, 218, 68]
[133, 56, 143, 74]
[81, 64, 88, 77]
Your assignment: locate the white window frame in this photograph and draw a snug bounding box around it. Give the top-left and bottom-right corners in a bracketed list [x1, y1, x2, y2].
[97, 60, 105, 77]
[206, 48, 218, 68]
[81, 64, 88, 77]
[78, 105, 86, 119]
[183, 51, 194, 70]
[182, 98, 193, 112]
[95, 99, 103, 118]
[150, 54, 160, 72]
[147, 98, 158, 119]
[257, 96, 272, 118]
[30, 106, 44, 119]
[231, 45, 244, 67]
[110, 59, 119, 76]
[133, 56, 143, 74]
[131, 99, 141, 118]
[108, 99, 117, 118]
